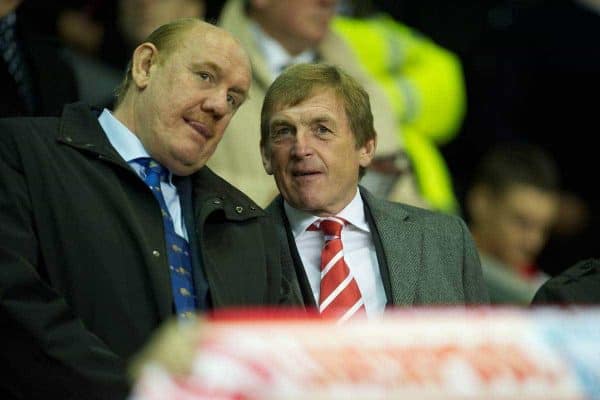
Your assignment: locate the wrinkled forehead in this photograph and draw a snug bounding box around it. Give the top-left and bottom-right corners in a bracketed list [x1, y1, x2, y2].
[270, 85, 341, 114]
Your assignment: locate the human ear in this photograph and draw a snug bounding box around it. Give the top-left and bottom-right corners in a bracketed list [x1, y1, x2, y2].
[131, 42, 159, 90]
[260, 143, 273, 175]
[358, 137, 376, 168]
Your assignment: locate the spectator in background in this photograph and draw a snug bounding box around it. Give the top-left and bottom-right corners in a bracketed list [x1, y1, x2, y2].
[394, 0, 600, 275]
[209, 0, 426, 209]
[0, 0, 78, 117]
[40, 0, 207, 108]
[466, 143, 560, 304]
[487, 0, 600, 276]
[333, 0, 467, 214]
[103, 0, 206, 70]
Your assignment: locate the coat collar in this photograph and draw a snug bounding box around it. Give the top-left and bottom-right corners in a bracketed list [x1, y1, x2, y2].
[56, 102, 266, 222]
[267, 196, 314, 306]
[57, 102, 131, 167]
[57, 103, 122, 155]
[191, 167, 266, 221]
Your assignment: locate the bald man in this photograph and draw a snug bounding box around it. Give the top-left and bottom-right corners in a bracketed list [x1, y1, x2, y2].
[0, 18, 299, 399]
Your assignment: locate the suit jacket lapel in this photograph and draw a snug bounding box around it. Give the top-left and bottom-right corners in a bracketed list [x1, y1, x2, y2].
[268, 197, 316, 307]
[361, 187, 423, 306]
[364, 202, 393, 305]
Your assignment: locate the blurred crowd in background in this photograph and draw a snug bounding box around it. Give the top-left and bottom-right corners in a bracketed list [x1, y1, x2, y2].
[2, 0, 598, 304]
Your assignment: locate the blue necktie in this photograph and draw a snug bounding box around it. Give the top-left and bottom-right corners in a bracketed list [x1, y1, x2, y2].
[0, 12, 35, 113]
[136, 158, 197, 320]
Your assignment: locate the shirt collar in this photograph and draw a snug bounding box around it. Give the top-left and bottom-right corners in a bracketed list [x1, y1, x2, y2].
[284, 188, 370, 238]
[98, 109, 173, 182]
[249, 21, 316, 79]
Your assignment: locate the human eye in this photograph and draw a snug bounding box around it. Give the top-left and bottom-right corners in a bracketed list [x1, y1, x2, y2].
[270, 125, 293, 139]
[227, 94, 239, 109]
[315, 124, 332, 136]
[197, 71, 213, 82]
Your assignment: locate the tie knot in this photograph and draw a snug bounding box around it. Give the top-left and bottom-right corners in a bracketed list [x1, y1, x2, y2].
[135, 158, 168, 188]
[312, 217, 345, 237]
[137, 157, 165, 175]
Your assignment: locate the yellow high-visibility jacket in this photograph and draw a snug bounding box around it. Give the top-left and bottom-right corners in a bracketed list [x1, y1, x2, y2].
[333, 15, 466, 213]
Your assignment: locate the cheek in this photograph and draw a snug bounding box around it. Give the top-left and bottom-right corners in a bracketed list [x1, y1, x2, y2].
[273, 160, 289, 181]
[215, 115, 235, 138]
[268, 148, 290, 172]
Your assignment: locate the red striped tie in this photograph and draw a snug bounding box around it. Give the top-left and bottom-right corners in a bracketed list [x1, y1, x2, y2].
[310, 217, 365, 322]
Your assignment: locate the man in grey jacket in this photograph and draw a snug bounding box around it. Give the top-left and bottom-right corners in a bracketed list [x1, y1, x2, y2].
[261, 63, 488, 320]
[0, 18, 299, 400]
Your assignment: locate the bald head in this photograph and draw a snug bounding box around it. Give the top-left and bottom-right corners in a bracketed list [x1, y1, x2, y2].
[115, 18, 250, 106]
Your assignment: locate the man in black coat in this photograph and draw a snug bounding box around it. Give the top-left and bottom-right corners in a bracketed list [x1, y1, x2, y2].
[0, 18, 300, 399]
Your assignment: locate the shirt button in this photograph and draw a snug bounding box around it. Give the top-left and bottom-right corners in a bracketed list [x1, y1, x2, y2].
[152, 250, 160, 257]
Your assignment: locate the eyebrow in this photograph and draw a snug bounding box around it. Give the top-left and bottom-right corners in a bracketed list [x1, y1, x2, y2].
[269, 117, 291, 126]
[269, 114, 336, 127]
[311, 116, 335, 125]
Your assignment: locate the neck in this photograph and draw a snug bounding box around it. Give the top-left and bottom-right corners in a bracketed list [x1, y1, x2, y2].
[112, 94, 137, 136]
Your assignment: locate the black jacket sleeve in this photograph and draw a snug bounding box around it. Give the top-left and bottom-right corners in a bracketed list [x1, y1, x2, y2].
[0, 144, 130, 399]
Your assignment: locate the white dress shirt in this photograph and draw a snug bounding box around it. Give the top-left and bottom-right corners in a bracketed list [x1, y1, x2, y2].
[249, 21, 317, 80]
[98, 108, 188, 240]
[284, 189, 386, 317]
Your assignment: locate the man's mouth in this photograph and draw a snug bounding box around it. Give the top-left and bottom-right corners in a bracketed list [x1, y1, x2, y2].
[292, 170, 321, 177]
[184, 118, 213, 139]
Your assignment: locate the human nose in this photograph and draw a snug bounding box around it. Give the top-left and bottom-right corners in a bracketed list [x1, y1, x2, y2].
[202, 88, 229, 119]
[290, 130, 314, 158]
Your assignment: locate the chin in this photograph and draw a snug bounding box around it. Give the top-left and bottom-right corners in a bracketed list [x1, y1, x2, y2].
[167, 157, 206, 176]
[295, 196, 324, 213]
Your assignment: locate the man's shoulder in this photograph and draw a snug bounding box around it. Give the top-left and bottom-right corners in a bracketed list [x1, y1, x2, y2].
[0, 103, 96, 147]
[0, 114, 60, 133]
[363, 188, 457, 223]
[0, 114, 61, 157]
[547, 258, 600, 285]
[533, 258, 600, 304]
[362, 188, 468, 241]
[0, 102, 94, 131]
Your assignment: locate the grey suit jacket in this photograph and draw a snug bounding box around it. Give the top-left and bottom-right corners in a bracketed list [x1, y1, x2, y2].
[267, 187, 489, 307]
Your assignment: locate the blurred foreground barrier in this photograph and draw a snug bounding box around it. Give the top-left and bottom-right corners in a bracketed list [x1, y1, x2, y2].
[130, 308, 599, 399]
